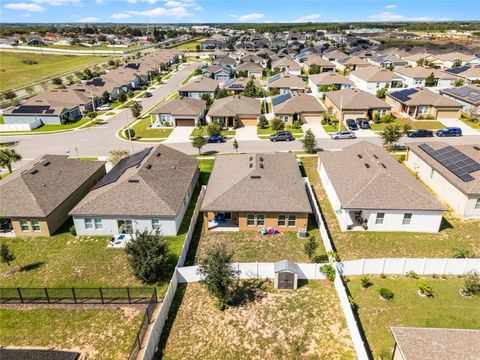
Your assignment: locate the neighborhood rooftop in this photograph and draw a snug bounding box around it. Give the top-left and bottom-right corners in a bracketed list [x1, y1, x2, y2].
[389, 88, 462, 107]
[150, 96, 206, 116]
[207, 95, 261, 117]
[326, 88, 392, 110]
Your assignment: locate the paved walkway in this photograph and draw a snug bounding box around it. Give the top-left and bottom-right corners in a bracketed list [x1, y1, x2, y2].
[235, 126, 258, 141]
[440, 118, 479, 135]
[163, 126, 195, 143]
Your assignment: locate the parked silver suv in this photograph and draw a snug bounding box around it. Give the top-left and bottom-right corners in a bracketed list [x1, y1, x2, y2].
[331, 131, 357, 140]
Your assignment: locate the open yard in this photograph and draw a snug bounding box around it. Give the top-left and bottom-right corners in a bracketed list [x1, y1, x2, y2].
[302, 157, 480, 260]
[0, 52, 108, 91]
[0, 306, 144, 359]
[460, 113, 480, 129]
[347, 276, 480, 359]
[175, 38, 208, 51]
[129, 117, 173, 140]
[158, 281, 355, 359]
[257, 122, 304, 136]
[370, 117, 444, 132]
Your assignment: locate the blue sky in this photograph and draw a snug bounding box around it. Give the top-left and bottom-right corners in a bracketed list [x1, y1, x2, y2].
[2, 0, 479, 24]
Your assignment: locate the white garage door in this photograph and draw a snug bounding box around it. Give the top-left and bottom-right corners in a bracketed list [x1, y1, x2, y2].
[302, 114, 323, 124]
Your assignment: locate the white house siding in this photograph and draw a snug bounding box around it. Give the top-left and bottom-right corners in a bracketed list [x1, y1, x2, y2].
[349, 75, 389, 94]
[406, 151, 480, 219]
[440, 93, 477, 112]
[182, 91, 215, 99]
[308, 79, 351, 98]
[3, 115, 61, 125]
[393, 74, 455, 91]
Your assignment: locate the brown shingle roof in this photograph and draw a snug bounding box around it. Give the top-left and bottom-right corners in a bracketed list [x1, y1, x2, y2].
[201, 153, 312, 213]
[272, 57, 301, 71]
[318, 141, 445, 211]
[391, 327, 480, 360]
[309, 72, 353, 86]
[272, 93, 324, 115]
[303, 55, 335, 68]
[0, 155, 105, 218]
[70, 145, 198, 217]
[350, 66, 395, 82]
[268, 73, 306, 90]
[150, 97, 206, 116]
[207, 96, 261, 117]
[388, 88, 463, 107]
[394, 66, 458, 80]
[326, 88, 392, 110]
[236, 61, 262, 72]
[179, 76, 220, 92]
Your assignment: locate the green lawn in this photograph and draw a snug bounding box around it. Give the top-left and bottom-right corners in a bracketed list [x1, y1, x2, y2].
[175, 38, 208, 51]
[129, 117, 173, 139]
[191, 127, 236, 138]
[459, 114, 480, 129]
[302, 157, 480, 260]
[257, 123, 304, 135]
[0, 52, 108, 91]
[348, 276, 480, 359]
[46, 44, 137, 51]
[322, 123, 346, 133]
[370, 118, 444, 132]
[0, 307, 144, 360]
[159, 281, 355, 359]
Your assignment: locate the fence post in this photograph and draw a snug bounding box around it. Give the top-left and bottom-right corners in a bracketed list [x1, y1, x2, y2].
[72, 288, 77, 304]
[402, 258, 406, 274]
[463, 258, 469, 274]
[422, 258, 427, 275]
[443, 258, 448, 274]
[127, 287, 132, 304]
[99, 288, 104, 304]
[17, 288, 24, 304]
[44, 288, 50, 304]
[153, 287, 158, 303]
[361, 259, 365, 274]
[381, 258, 386, 274]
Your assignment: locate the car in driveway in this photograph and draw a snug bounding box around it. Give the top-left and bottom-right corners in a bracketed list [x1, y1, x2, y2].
[436, 127, 462, 137]
[269, 131, 294, 142]
[407, 129, 434, 138]
[346, 119, 359, 131]
[144, 92, 153, 98]
[331, 131, 356, 140]
[356, 118, 370, 129]
[206, 135, 226, 143]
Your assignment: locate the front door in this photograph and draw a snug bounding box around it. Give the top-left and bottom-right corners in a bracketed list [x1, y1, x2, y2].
[277, 272, 295, 289]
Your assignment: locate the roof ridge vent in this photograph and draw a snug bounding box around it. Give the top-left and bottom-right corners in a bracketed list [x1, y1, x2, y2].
[251, 175, 261, 179]
[357, 154, 363, 159]
[30, 169, 39, 175]
[43, 161, 51, 166]
[146, 164, 152, 169]
[128, 178, 140, 183]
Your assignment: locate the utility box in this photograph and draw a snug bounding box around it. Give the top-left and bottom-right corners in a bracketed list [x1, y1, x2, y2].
[274, 260, 299, 290]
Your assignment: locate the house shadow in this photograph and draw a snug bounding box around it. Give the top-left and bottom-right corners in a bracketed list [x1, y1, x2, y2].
[439, 217, 454, 231]
[19, 261, 45, 272]
[229, 279, 268, 307]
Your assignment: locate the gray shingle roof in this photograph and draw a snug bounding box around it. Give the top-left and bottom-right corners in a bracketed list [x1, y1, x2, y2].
[201, 153, 312, 213]
[207, 96, 261, 117]
[318, 141, 445, 211]
[274, 260, 299, 273]
[179, 76, 220, 92]
[70, 145, 198, 217]
[309, 72, 353, 86]
[388, 88, 463, 107]
[268, 73, 306, 89]
[326, 88, 392, 110]
[0, 155, 105, 218]
[272, 93, 324, 115]
[150, 97, 206, 116]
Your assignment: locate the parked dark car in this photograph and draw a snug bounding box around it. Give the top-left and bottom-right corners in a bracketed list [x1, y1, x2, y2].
[270, 131, 294, 142]
[206, 135, 225, 143]
[346, 119, 359, 131]
[436, 127, 462, 137]
[392, 143, 407, 151]
[407, 129, 434, 138]
[356, 118, 370, 129]
[144, 92, 153, 98]
[331, 131, 356, 140]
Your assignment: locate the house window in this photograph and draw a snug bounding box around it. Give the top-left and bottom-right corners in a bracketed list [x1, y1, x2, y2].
[376, 83, 381, 88]
[31, 219, 41, 232]
[160, 114, 171, 123]
[84, 218, 94, 230]
[414, 78, 423, 85]
[278, 214, 286, 227]
[94, 218, 103, 230]
[475, 198, 480, 210]
[152, 219, 161, 231]
[375, 213, 385, 225]
[247, 214, 255, 226]
[288, 215, 297, 227]
[279, 115, 289, 122]
[20, 219, 29, 232]
[430, 168, 435, 179]
[377, 109, 387, 116]
[418, 106, 429, 115]
[257, 214, 265, 226]
[402, 213, 413, 225]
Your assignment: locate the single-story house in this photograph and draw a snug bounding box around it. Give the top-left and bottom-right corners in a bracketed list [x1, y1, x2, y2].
[367, 54, 408, 69]
[301, 55, 335, 73]
[0, 156, 106, 237]
[201, 153, 312, 232]
[272, 93, 324, 124]
[386, 88, 463, 120]
[206, 95, 261, 127]
[209, 49, 227, 60]
[393, 66, 459, 90]
[271, 57, 302, 76]
[150, 97, 206, 127]
[391, 327, 480, 360]
[178, 76, 219, 99]
[236, 61, 263, 78]
[334, 56, 370, 72]
[309, 72, 353, 97]
[222, 77, 261, 95]
[241, 54, 267, 67]
[212, 56, 237, 68]
[267, 73, 306, 94]
[203, 64, 233, 81]
[324, 88, 392, 121]
[439, 85, 480, 112]
[322, 49, 348, 62]
[405, 142, 480, 219]
[318, 141, 445, 232]
[444, 65, 480, 83]
[400, 52, 439, 68]
[201, 39, 225, 50]
[349, 66, 404, 94]
[429, 52, 478, 69]
[70, 145, 199, 236]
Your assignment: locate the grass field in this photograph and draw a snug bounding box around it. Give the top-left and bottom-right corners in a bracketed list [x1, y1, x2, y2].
[347, 276, 480, 359]
[175, 38, 208, 51]
[46, 44, 137, 51]
[0, 306, 144, 359]
[370, 117, 444, 132]
[302, 157, 480, 260]
[460, 114, 480, 129]
[130, 117, 174, 139]
[257, 123, 304, 135]
[0, 52, 108, 91]
[159, 281, 355, 359]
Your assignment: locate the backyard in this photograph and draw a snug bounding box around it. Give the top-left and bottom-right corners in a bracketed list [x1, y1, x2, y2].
[175, 38, 208, 51]
[347, 276, 480, 359]
[460, 113, 480, 129]
[302, 157, 480, 260]
[0, 52, 109, 91]
[0, 306, 144, 359]
[129, 117, 173, 140]
[158, 281, 356, 359]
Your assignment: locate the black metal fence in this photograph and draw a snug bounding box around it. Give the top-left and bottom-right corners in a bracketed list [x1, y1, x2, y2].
[128, 290, 158, 360]
[0, 287, 157, 305]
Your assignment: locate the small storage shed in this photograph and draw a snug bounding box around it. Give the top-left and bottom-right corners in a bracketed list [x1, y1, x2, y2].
[274, 260, 299, 289]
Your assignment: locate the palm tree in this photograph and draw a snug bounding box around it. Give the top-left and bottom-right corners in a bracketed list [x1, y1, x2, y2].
[0, 149, 22, 173]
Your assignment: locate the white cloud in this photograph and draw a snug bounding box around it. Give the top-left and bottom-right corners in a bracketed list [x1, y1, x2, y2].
[165, 0, 181, 5]
[79, 16, 99, 22]
[111, 12, 131, 19]
[368, 11, 405, 21]
[230, 13, 264, 22]
[193, 5, 201, 10]
[385, 4, 397, 9]
[295, 13, 321, 22]
[32, 0, 81, 5]
[4, 2, 45, 11]
[127, 6, 191, 18]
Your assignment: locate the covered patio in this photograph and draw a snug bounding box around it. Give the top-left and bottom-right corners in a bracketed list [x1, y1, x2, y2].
[205, 211, 239, 232]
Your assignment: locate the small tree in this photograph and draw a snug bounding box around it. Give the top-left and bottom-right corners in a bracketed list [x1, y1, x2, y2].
[130, 101, 143, 118]
[198, 243, 239, 309]
[100, 90, 111, 104]
[271, 117, 285, 132]
[109, 149, 130, 165]
[303, 236, 318, 262]
[376, 84, 389, 99]
[200, 93, 213, 110]
[360, 276, 372, 289]
[379, 288, 394, 300]
[0, 149, 22, 174]
[52, 77, 63, 86]
[192, 135, 206, 155]
[302, 129, 317, 154]
[463, 271, 480, 296]
[117, 91, 127, 103]
[452, 59, 462, 68]
[125, 230, 170, 284]
[320, 264, 336, 282]
[242, 78, 259, 98]
[309, 64, 321, 74]
[453, 79, 465, 87]
[257, 115, 269, 129]
[215, 87, 229, 99]
[2, 90, 16, 101]
[124, 128, 135, 139]
[380, 123, 403, 150]
[233, 138, 239, 153]
[0, 243, 15, 266]
[127, 90, 135, 99]
[425, 72, 437, 87]
[85, 111, 97, 121]
[207, 120, 222, 136]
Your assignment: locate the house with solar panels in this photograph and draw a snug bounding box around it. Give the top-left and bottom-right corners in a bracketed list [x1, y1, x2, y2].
[267, 73, 306, 95]
[222, 77, 261, 95]
[272, 93, 324, 124]
[70, 145, 199, 236]
[406, 142, 480, 219]
[444, 65, 480, 83]
[440, 85, 480, 112]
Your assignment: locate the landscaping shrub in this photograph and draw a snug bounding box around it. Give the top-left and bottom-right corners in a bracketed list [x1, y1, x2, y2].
[257, 115, 269, 129]
[360, 276, 372, 289]
[463, 271, 480, 296]
[378, 287, 394, 300]
[271, 117, 285, 132]
[327, 250, 339, 262]
[69, 225, 77, 236]
[452, 247, 474, 258]
[21, 59, 38, 65]
[303, 236, 318, 262]
[207, 121, 222, 136]
[124, 128, 135, 139]
[0, 243, 15, 266]
[320, 264, 336, 282]
[405, 270, 419, 279]
[291, 120, 302, 129]
[418, 281, 433, 297]
[302, 129, 317, 154]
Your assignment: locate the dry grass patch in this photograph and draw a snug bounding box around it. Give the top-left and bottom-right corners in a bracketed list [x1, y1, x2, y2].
[159, 281, 355, 359]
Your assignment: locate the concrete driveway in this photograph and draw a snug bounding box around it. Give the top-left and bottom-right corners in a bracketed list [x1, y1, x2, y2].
[235, 126, 258, 141]
[302, 123, 329, 139]
[440, 118, 479, 135]
[163, 126, 194, 143]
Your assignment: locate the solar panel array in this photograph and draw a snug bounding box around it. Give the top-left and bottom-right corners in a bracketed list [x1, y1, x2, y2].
[271, 93, 292, 107]
[222, 79, 235, 87]
[268, 73, 281, 84]
[419, 143, 480, 182]
[444, 66, 470, 75]
[230, 84, 244, 89]
[93, 147, 152, 189]
[444, 86, 480, 103]
[390, 88, 417, 102]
